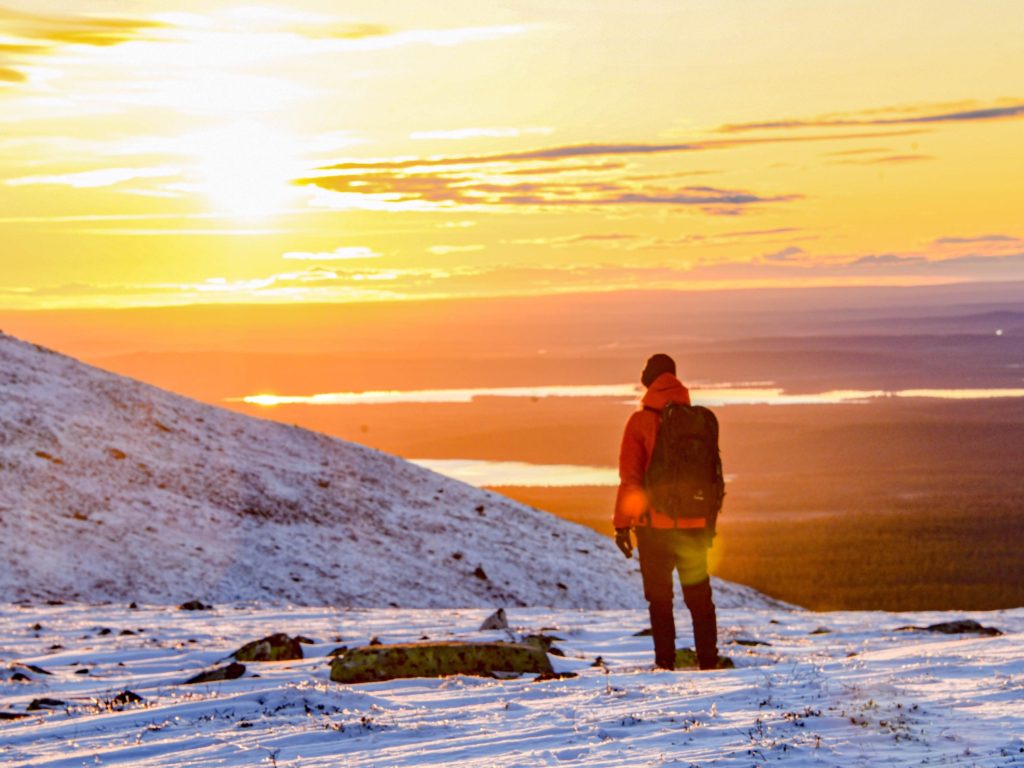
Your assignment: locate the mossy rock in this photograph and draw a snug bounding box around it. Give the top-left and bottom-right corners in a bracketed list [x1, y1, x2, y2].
[184, 662, 246, 685]
[330, 641, 554, 684]
[233, 633, 303, 662]
[674, 647, 735, 670]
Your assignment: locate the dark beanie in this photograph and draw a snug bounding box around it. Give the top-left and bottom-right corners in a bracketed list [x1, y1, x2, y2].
[641, 353, 676, 388]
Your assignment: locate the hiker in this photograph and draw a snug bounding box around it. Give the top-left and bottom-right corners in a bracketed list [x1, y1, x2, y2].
[613, 353, 723, 670]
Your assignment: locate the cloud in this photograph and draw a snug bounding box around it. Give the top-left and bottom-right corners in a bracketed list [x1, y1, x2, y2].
[9, 249, 1024, 310]
[298, 167, 799, 212]
[824, 147, 891, 157]
[512, 229, 811, 252]
[410, 127, 553, 141]
[282, 246, 381, 261]
[0, 6, 165, 94]
[717, 100, 1024, 133]
[831, 154, 933, 166]
[0, 6, 165, 47]
[427, 244, 485, 255]
[269, 21, 532, 52]
[0, 42, 48, 54]
[4, 166, 180, 189]
[313, 130, 919, 174]
[511, 233, 640, 247]
[287, 21, 393, 40]
[848, 253, 926, 266]
[932, 234, 1021, 246]
[763, 246, 806, 262]
[294, 130, 916, 212]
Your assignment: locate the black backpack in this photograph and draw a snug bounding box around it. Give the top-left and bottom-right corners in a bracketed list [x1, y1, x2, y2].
[644, 403, 724, 526]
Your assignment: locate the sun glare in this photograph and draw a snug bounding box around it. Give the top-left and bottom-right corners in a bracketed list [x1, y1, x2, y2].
[192, 122, 301, 219]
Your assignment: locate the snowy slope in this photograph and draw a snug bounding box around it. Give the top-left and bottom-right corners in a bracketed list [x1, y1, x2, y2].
[1, 603, 1021, 767]
[0, 332, 775, 610]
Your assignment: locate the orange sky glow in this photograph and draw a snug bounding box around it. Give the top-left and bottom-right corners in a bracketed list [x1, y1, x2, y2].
[2, 0, 1023, 309]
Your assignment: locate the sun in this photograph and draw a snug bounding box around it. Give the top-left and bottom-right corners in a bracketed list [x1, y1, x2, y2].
[192, 121, 302, 219]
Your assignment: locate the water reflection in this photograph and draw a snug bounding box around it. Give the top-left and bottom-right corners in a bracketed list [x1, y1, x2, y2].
[237, 384, 1024, 407]
[411, 459, 738, 488]
[239, 383, 640, 406]
[411, 459, 620, 487]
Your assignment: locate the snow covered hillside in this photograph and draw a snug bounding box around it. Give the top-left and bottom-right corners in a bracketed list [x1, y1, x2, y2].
[1, 603, 1021, 767]
[0, 332, 774, 610]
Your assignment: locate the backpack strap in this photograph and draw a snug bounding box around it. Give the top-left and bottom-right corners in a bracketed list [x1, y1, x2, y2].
[643, 405, 660, 414]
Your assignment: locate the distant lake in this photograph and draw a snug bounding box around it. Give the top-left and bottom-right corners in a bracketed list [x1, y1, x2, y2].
[411, 459, 738, 488]
[235, 384, 1024, 407]
[410, 459, 621, 487]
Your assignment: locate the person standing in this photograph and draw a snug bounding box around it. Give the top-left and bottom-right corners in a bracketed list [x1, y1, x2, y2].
[613, 353, 722, 670]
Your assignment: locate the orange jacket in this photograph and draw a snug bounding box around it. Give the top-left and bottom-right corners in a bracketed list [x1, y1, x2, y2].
[614, 372, 706, 530]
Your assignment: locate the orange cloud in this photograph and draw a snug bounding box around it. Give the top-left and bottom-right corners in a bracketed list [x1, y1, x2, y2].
[717, 100, 1024, 133]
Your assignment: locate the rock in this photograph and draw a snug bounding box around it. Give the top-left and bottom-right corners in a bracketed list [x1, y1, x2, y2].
[479, 608, 508, 631]
[521, 634, 566, 657]
[674, 648, 735, 670]
[896, 619, 1003, 636]
[0, 712, 29, 720]
[926, 619, 1002, 636]
[16, 663, 52, 676]
[730, 638, 772, 647]
[109, 690, 144, 709]
[232, 633, 304, 662]
[27, 698, 65, 711]
[327, 646, 348, 657]
[809, 627, 831, 635]
[473, 566, 489, 581]
[295, 635, 316, 645]
[178, 600, 211, 611]
[633, 627, 653, 636]
[533, 671, 578, 682]
[184, 662, 246, 685]
[330, 641, 554, 684]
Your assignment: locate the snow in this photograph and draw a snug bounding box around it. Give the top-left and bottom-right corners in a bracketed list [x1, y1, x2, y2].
[5, 331, 1023, 765]
[1, 603, 1022, 766]
[0, 331, 779, 610]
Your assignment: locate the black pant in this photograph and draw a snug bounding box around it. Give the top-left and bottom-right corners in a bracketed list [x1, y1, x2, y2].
[635, 527, 719, 670]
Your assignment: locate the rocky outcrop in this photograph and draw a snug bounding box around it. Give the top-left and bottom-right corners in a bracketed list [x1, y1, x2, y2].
[479, 608, 509, 631]
[330, 641, 553, 684]
[674, 648, 735, 669]
[233, 633, 305, 661]
[896, 619, 1002, 636]
[184, 662, 246, 684]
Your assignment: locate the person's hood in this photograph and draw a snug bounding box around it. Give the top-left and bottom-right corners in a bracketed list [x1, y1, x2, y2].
[641, 372, 690, 410]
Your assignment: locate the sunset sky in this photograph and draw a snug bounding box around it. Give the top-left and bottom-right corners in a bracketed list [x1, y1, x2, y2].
[2, 0, 1023, 309]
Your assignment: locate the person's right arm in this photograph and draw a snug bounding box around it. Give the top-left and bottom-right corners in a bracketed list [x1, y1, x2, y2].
[613, 412, 649, 530]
